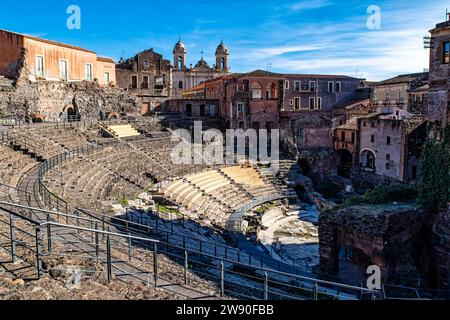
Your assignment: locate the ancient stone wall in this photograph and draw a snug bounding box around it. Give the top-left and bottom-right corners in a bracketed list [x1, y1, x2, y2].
[319, 204, 450, 291]
[0, 80, 136, 121]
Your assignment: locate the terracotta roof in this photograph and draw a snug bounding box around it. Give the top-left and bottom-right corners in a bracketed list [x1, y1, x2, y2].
[97, 57, 115, 63]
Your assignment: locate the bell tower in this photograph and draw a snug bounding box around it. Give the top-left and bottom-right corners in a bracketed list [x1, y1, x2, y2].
[215, 41, 229, 72]
[173, 39, 187, 70]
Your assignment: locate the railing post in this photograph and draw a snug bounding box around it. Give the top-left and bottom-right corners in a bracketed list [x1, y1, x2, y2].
[128, 232, 132, 261]
[106, 231, 112, 283]
[46, 213, 52, 253]
[220, 260, 225, 298]
[313, 282, 319, 300]
[95, 222, 99, 263]
[153, 242, 158, 287]
[9, 214, 16, 263]
[184, 250, 188, 285]
[264, 272, 269, 300]
[35, 228, 42, 278]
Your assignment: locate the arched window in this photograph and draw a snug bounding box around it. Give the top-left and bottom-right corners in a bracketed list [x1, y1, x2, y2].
[266, 83, 277, 99]
[360, 149, 376, 171]
[250, 82, 262, 99]
[178, 81, 183, 89]
[178, 56, 183, 69]
[220, 57, 226, 70]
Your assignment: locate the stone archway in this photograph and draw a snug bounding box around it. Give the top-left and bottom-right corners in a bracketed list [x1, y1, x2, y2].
[63, 104, 80, 122]
[31, 114, 45, 123]
[108, 112, 119, 120]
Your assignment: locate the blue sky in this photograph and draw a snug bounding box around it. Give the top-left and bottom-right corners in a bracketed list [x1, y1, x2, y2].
[0, 0, 448, 80]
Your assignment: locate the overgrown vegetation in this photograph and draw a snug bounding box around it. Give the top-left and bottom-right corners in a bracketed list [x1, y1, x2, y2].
[254, 202, 278, 215]
[418, 125, 450, 210]
[342, 184, 418, 207]
[118, 198, 129, 206]
[156, 203, 182, 217]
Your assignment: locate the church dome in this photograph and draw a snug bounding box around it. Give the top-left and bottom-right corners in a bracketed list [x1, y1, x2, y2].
[194, 58, 210, 69]
[216, 41, 228, 55]
[174, 40, 186, 53]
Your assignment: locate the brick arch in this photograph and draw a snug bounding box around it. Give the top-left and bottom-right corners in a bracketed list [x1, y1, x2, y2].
[108, 111, 119, 120]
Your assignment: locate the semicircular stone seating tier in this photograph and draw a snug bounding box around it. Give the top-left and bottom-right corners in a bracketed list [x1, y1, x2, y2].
[162, 165, 281, 229]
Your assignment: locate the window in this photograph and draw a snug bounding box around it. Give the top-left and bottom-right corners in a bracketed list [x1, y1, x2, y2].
[351, 132, 356, 143]
[335, 82, 341, 93]
[143, 59, 150, 69]
[36, 56, 44, 77]
[443, 41, 450, 64]
[178, 81, 183, 89]
[386, 154, 391, 161]
[371, 135, 375, 143]
[104, 72, 110, 86]
[399, 91, 404, 101]
[142, 76, 149, 89]
[131, 76, 138, 89]
[250, 82, 262, 99]
[289, 99, 294, 106]
[361, 150, 376, 170]
[386, 136, 391, 145]
[285, 81, 290, 90]
[371, 122, 375, 128]
[309, 81, 316, 92]
[177, 56, 183, 69]
[341, 131, 346, 142]
[294, 97, 301, 110]
[363, 121, 367, 127]
[209, 105, 216, 116]
[328, 82, 334, 93]
[85, 64, 93, 81]
[294, 81, 301, 92]
[386, 91, 390, 101]
[386, 163, 390, 170]
[309, 97, 315, 110]
[316, 97, 322, 110]
[373, 89, 378, 101]
[59, 60, 68, 81]
[237, 102, 244, 113]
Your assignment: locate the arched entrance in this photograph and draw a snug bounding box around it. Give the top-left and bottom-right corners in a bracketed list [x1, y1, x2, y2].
[64, 105, 80, 122]
[108, 112, 119, 120]
[360, 149, 376, 171]
[337, 149, 353, 178]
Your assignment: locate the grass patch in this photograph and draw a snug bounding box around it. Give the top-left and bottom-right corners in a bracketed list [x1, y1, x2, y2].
[118, 198, 129, 206]
[156, 203, 183, 217]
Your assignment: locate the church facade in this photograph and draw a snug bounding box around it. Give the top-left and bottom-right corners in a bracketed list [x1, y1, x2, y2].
[171, 40, 230, 99]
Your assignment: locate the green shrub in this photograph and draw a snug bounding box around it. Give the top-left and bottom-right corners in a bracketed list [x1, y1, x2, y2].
[342, 185, 418, 207]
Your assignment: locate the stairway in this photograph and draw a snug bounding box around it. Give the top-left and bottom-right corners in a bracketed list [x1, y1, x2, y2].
[106, 125, 141, 138]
